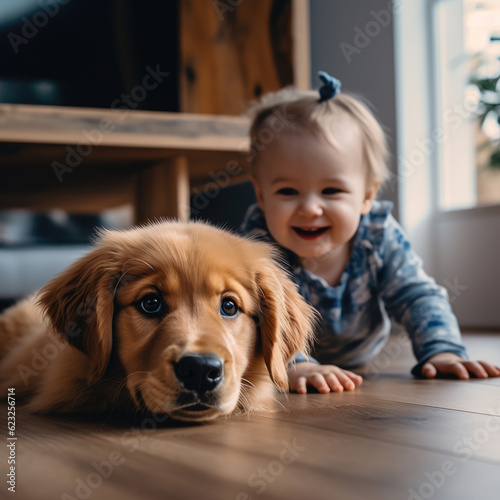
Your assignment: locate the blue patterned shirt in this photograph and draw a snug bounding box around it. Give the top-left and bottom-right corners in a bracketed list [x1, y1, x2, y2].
[240, 200, 467, 376]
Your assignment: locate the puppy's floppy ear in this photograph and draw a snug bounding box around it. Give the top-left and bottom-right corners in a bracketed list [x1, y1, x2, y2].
[37, 243, 120, 382]
[256, 257, 317, 391]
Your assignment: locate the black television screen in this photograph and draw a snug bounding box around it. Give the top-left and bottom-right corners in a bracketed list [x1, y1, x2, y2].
[0, 0, 179, 111]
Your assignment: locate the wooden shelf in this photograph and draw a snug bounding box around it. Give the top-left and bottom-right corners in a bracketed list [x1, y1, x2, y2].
[0, 104, 251, 222]
[0, 104, 250, 150]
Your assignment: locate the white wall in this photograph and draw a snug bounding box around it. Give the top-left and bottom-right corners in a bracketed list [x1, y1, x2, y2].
[435, 207, 500, 328]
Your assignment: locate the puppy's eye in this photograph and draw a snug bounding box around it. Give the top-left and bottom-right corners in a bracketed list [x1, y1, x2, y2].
[139, 294, 163, 315]
[220, 298, 238, 317]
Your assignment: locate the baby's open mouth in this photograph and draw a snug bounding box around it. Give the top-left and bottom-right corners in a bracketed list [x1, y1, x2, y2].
[293, 226, 330, 238]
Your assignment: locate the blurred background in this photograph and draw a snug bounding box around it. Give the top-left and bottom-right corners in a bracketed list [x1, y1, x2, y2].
[0, 0, 499, 329]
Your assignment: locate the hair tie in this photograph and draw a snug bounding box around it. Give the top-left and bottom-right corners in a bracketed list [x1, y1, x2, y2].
[318, 71, 342, 102]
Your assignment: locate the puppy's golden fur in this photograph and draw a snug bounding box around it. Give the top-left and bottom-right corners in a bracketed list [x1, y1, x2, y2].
[0, 222, 315, 422]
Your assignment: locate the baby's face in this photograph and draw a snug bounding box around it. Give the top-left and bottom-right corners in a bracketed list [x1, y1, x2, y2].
[252, 124, 377, 264]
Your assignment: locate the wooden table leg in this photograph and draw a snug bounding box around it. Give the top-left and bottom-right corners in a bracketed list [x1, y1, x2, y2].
[135, 156, 190, 224]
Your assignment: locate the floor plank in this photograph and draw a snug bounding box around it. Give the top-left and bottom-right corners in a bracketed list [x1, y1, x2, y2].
[268, 396, 500, 463]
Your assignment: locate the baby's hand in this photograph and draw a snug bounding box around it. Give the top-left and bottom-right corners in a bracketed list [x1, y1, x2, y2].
[288, 362, 363, 394]
[421, 352, 500, 379]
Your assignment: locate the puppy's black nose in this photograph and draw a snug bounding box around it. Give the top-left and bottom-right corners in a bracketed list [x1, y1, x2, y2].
[174, 354, 224, 394]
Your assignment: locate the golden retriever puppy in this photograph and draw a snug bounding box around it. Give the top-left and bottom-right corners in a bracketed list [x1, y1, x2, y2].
[0, 222, 316, 422]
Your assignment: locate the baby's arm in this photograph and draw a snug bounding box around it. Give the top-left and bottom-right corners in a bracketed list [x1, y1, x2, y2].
[420, 352, 500, 379]
[377, 215, 494, 379]
[288, 362, 363, 394]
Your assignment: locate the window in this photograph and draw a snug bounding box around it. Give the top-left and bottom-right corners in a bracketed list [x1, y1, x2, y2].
[436, 0, 500, 209]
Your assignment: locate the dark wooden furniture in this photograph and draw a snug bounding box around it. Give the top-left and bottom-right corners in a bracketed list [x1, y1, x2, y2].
[0, 0, 310, 223]
[0, 104, 250, 223]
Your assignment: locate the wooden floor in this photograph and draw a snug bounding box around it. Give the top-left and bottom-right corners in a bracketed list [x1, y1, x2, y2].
[1, 333, 500, 500]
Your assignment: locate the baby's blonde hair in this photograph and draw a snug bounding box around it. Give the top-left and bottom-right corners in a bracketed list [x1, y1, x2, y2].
[247, 87, 389, 187]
